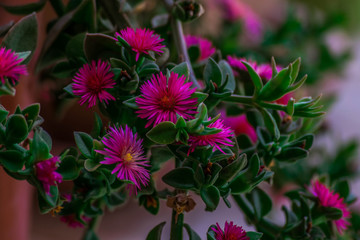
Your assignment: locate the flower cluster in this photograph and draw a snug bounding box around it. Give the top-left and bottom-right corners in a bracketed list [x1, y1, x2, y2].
[35, 156, 62, 195]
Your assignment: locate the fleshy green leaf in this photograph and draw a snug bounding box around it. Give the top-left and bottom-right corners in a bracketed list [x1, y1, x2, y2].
[0, 150, 25, 172]
[146, 122, 177, 144]
[146, 222, 166, 240]
[5, 114, 28, 145]
[162, 167, 196, 189]
[200, 185, 220, 211]
[74, 132, 93, 158]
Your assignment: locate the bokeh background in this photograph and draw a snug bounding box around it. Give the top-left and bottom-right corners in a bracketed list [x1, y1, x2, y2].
[1, 0, 360, 239]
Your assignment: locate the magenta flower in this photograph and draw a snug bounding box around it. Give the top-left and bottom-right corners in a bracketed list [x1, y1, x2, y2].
[0, 47, 28, 84]
[218, 0, 263, 42]
[212, 221, 249, 240]
[96, 125, 150, 194]
[310, 180, 351, 234]
[221, 112, 257, 143]
[188, 118, 234, 154]
[227, 56, 282, 81]
[115, 27, 165, 61]
[35, 156, 63, 195]
[185, 35, 216, 61]
[72, 60, 116, 108]
[136, 72, 198, 128]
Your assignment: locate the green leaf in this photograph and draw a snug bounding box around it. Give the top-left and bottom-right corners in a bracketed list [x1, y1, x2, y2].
[0, 106, 9, 123]
[290, 58, 301, 84]
[57, 155, 80, 180]
[188, 45, 201, 62]
[204, 58, 222, 86]
[219, 60, 235, 92]
[246, 231, 263, 240]
[123, 96, 138, 109]
[171, 62, 190, 79]
[150, 147, 174, 172]
[192, 92, 208, 104]
[138, 62, 160, 77]
[260, 109, 280, 140]
[63, 84, 74, 96]
[31, 130, 51, 163]
[162, 167, 196, 189]
[74, 132, 93, 158]
[65, 32, 86, 59]
[215, 154, 247, 186]
[22, 103, 40, 129]
[146, 222, 166, 240]
[257, 66, 292, 101]
[276, 147, 308, 162]
[1, 13, 38, 64]
[246, 187, 272, 219]
[16, 51, 31, 63]
[242, 61, 263, 95]
[84, 159, 101, 171]
[0, 150, 25, 172]
[91, 113, 103, 138]
[184, 224, 202, 240]
[146, 122, 177, 144]
[0, 0, 46, 15]
[37, 185, 59, 213]
[200, 185, 220, 211]
[5, 114, 28, 145]
[84, 33, 122, 61]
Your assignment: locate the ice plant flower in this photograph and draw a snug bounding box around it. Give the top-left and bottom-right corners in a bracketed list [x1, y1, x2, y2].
[212, 221, 249, 240]
[0, 47, 28, 84]
[136, 72, 198, 128]
[72, 60, 115, 108]
[96, 125, 150, 194]
[115, 27, 165, 61]
[188, 118, 234, 154]
[310, 180, 351, 234]
[222, 113, 257, 143]
[227, 56, 281, 81]
[35, 156, 62, 195]
[185, 35, 216, 61]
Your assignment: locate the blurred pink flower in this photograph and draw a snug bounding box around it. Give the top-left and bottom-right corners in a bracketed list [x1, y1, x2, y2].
[96, 125, 150, 194]
[212, 221, 249, 240]
[310, 180, 351, 234]
[218, 0, 263, 42]
[0, 47, 28, 84]
[72, 60, 115, 108]
[35, 156, 62, 195]
[136, 72, 198, 128]
[222, 113, 257, 143]
[188, 118, 234, 154]
[185, 35, 216, 61]
[115, 27, 165, 61]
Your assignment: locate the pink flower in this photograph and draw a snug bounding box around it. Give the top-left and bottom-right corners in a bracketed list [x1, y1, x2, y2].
[0, 47, 28, 84]
[212, 221, 249, 240]
[188, 118, 234, 154]
[115, 27, 165, 61]
[136, 72, 198, 128]
[60, 215, 91, 228]
[222, 113, 257, 143]
[227, 56, 281, 81]
[96, 125, 150, 194]
[35, 156, 63, 195]
[185, 35, 216, 61]
[310, 180, 351, 234]
[72, 60, 116, 108]
[218, 0, 263, 42]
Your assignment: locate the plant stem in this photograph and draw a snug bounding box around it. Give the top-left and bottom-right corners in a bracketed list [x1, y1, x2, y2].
[170, 210, 184, 240]
[224, 94, 288, 112]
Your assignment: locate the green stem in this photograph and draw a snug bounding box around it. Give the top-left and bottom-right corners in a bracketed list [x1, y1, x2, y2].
[224, 94, 288, 112]
[233, 194, 282, 238]
[82, 201, 105, 240]
[170, 210, 184, 240]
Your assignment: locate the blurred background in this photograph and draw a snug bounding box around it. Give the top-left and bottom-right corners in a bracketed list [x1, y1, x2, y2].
[1, 0, 360, 239]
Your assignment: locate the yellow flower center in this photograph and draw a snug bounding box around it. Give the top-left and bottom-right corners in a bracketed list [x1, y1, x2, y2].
[124, 153, 133, 162]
